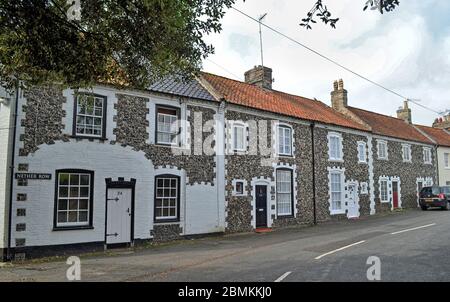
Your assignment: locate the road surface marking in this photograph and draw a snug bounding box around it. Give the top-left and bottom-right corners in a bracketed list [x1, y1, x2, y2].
[314, 240, 366, 260]
[274, 271, 292, 282]
[390, 223, 436, 235]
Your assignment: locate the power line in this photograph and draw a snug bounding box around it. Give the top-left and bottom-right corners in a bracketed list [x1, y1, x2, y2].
[231, 7, 444, 116]
[205, 58, 244, 81]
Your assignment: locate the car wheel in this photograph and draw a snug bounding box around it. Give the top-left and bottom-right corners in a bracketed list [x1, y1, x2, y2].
[421, 205, 428, 211]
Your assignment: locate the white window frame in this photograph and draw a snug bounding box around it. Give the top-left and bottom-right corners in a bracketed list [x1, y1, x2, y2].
[56, 171, 92, 228]
[154, 175, 179, 221]
[445, 153, 450, 169]
[360, 182, 368, 195]
[423, 147, 432, 165]
[377, 140, 388, 160]
[276, 169, 293, 217]
[277, 124, 293, 156]
[232, 123, 246, 152]
[328, 169, 345, 215]
[379, 179, 389, 203]
[357, 141, 367, 163]
[156, 106, 180, 146]
[75, 94, 106, 138]
[328, 132, 343, 162]
[232, 179, 247, 196]
[402, 144, 412, 163]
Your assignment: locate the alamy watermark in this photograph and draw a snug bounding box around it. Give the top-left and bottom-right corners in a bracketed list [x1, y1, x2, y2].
[66, 256, 81, 281]
[366, 256, 381, 281]
[66, 0, 81, 21]
[168, 115, 292, 167]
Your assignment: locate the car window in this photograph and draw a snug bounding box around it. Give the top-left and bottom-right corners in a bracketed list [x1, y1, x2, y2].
[442, 187, 450, 194]
[432, 187, 441, 195]
[420, 187, 431, 195]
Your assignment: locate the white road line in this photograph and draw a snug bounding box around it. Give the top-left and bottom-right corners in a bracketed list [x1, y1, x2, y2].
[390, 223, 436, 235]
[274, 271, 292, 282]
[314, 240, 366, 260]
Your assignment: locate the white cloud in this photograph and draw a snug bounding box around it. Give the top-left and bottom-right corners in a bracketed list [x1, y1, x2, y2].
[203, 0, 450, 125]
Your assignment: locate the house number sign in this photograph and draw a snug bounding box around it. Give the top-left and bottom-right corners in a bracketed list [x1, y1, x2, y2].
[15, 173, 52, 180]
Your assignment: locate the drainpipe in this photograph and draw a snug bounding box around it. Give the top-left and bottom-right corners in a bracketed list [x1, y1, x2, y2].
[7, 80, 20, 260]
[435, 145, 440, 185]
[310, 122, 317, 225]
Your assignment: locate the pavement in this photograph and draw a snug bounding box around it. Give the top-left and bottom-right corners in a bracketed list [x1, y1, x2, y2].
[1, 208, 450, 282]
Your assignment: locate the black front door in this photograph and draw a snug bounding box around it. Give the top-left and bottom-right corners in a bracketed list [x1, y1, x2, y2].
[255, 185, 267, 228]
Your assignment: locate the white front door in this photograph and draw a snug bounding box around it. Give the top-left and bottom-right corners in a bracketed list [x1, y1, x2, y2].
[347, 184, 359, 218]
[106, 188, 132, 244]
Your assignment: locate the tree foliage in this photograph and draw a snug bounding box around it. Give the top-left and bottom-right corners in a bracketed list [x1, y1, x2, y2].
[300, 0, 400, 30]
[0, 0, 237, 90]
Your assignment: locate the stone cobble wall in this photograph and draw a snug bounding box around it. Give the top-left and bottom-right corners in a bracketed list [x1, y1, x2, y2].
[372, 140, 436, 212]
[224, 109, 314, 232]
[65, 93, 217, 185]
[313, 128, 371, 222]
[19, 85, 68, 156]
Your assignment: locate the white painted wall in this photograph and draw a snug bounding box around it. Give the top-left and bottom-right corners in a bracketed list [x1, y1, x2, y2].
[0, 90, 14, 249]
[185, 183, 222, 235]
[11, 141, 154, 247]
[438, 146, 450, 186]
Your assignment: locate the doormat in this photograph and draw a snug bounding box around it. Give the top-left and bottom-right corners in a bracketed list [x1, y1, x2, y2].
[255, 228, 273, 233]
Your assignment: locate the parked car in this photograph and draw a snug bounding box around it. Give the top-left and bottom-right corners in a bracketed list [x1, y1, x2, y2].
[419, 186, 450, 211]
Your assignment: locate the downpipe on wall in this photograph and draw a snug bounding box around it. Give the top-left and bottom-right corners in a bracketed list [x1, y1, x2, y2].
[7, 80, 20, 261]
[310, 122, 317, 225]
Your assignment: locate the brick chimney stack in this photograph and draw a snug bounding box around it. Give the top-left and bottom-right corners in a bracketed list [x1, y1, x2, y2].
[331, 79, 348, 112]
[396, 100, 412, 124]
[244, 66, 273, 90]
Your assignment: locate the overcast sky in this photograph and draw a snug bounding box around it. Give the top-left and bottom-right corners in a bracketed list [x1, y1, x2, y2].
[202, 0, 450, 126]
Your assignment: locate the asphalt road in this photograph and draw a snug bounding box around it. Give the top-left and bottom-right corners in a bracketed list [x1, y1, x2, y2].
[1, 208, 450, 282]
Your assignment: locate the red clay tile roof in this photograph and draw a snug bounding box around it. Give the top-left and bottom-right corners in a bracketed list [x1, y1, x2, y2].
[415, 125, 450, 147]
[347, 106, 432, 144]
[201, 72, 369, 131]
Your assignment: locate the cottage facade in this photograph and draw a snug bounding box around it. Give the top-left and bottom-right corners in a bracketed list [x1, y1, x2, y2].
[415, 124, 450, 186]
[0, 66, 445, 261]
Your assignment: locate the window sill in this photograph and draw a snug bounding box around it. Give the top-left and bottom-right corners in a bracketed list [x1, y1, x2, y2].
[277, 154, 294, 159]
[276, 214, 294, 219]
[330, 210, 345, 216]
[378, 158, 388, 161]
[154, 219, 180, 224]
[232, 193, 247, 197]
[53, 226, 94, 232]
[71, 135, 107, 141]
[328, 158, 344, 162]
[358, 161, 367, 164]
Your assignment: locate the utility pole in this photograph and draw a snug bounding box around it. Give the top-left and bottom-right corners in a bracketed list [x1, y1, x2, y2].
[258, 13, 267, 67]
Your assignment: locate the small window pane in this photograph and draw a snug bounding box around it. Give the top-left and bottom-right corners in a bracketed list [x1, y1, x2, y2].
[79, 199, 88, 210]
[79, 211, 88, 222]
[68, 211, 78, 222]
[60, 174, 69, 185]
[58, 212, 68, 223]
[58, 199, 68, 210]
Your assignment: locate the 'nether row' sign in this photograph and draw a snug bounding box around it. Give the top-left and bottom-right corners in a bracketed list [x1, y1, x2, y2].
[15, 173, 52, 180]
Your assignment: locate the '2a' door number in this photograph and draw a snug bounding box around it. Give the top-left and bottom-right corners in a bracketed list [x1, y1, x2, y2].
[107, 191, 123, 202]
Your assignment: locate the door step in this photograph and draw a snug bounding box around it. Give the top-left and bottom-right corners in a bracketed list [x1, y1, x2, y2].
[255, 228, 272, 233]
